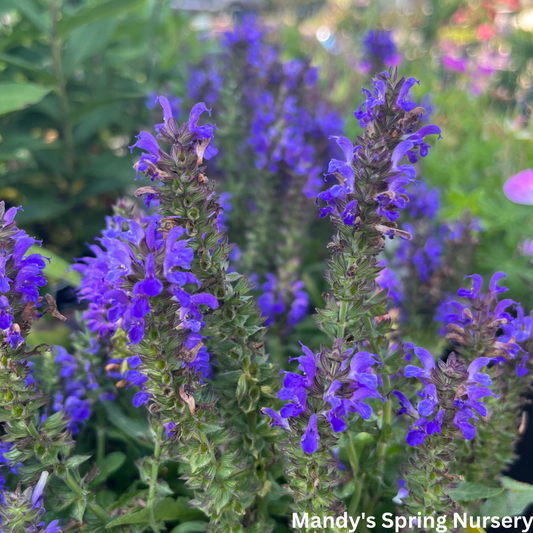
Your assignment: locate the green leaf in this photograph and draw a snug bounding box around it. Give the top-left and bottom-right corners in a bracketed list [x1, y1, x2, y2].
[58, 0, 144, 40]
[481, 478, 533, 517]
[0, 53, 55, 83]
[66, 454, 93, 468]
[0, 83, 52, 116]
[63, 20, 117, 76]
[89, 452, 127, 488]
[105, 507, 149, 527]
[449, 482, 503, 502]
[170, 522, 208, 533]
[29, 245, 80, 287]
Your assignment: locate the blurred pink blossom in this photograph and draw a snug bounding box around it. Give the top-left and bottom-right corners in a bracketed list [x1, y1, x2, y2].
[503, 169, 533, 205]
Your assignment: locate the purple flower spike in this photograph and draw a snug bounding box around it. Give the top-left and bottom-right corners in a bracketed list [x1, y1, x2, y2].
[301, 414, 319, 454]
[503, 169, 533, 205]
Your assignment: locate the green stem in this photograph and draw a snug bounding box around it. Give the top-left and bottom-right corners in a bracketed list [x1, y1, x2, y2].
[377, 374, 392, 476]
[347, 433, 362, 516]
[148, 423, 164, 533]
[339, 300, 349, 335]
[97, 409, 105, 463]
[50, 0, 75, 178]
[65, 470, 109, 523]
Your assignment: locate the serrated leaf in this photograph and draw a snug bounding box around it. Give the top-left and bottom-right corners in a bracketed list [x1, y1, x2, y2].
[449, 482, 503, 502]
[0, 83, 52, 116]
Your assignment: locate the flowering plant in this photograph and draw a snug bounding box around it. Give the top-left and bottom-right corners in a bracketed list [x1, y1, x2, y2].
[1, 56, 532, 533]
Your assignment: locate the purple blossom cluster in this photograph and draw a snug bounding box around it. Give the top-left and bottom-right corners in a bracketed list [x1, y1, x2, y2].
[187, 15, 343, 199]
[360, 30, 402, 74]
[395, 348, 494, 446]
[443, 272, 525, 369]
[0, 472, 61, 532]
[0, 203, 48, 349]
[264, 343, 383, 453]
[74, 100, 222, 406]
[318, 76, 441, 227]
[256, 273, 309, 327]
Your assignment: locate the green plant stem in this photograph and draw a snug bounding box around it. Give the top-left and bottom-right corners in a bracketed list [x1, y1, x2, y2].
[347, 433, 362, 516]
[65, 470, 109, 523]
[97, 409, 106, 463]
[50, 0, 75, 177]
[377, 374, 392, 476]
[148, 423, 163, 533]
[339, 300, 349, 335]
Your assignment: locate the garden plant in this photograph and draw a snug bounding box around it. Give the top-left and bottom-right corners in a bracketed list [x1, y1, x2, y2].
[2, 2, 533, 533]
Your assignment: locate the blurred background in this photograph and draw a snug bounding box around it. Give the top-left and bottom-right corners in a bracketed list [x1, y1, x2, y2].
[2, 0, 533, 490]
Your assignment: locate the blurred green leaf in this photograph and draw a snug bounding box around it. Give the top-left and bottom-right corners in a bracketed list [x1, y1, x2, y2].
[0, 84, 52, 116]
[0, 54, 55, 83]
[63, 20, 118, 76]
[58, 0, 144, 40]
[2, 0, 50, 33]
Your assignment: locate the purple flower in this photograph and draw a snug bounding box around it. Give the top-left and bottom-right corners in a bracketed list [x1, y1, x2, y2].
[133, 391, 150, 408]
[164, 227, 194, 284]
[0, 257, 12, 293]
[263, 408, 290, 431]
[404, 347, 435, 380]
[301, 414, 319, 453]
[133, 254, 163, 298]
[326, 136, 356, 189]
[0, 296, 13, 330]
[393, 479, 409, 505]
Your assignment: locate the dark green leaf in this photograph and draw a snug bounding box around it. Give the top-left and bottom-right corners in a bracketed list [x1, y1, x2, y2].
[89, 451, 127, 489]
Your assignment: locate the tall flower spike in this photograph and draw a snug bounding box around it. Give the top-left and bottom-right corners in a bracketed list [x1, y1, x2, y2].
[125, 97, 281, 532]
[395, 350, 496, 520]
[445, 272, 532, 484]
[265, 69, 441, 519]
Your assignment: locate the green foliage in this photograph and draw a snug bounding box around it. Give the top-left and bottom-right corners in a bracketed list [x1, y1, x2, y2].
[0, 0, 206, 256]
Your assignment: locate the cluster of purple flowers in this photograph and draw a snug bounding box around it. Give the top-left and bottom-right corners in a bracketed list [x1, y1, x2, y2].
[0, 203, 48, 349]
[395, 348, 494, 446]
[318, 76, 441, 227]
[443, 272, 525, 368]
[360, 29, 402, 74]
[74, 100, 222, 406]
[256, 273, 309, 327]
[187, 16, 343, 199]
[265, 344, 383, 453]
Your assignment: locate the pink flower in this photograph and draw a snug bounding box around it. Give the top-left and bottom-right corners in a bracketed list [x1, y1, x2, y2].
[503, 169, 533, 205]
